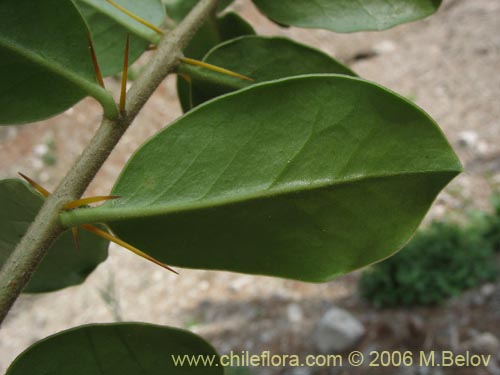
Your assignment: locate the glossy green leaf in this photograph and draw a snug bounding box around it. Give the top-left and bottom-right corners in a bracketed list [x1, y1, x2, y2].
[7, 323, 222, 375]
[185, 35, 356, 108]
[61, 75, 462, 282]
[252, 0, 442, 32]
[0, 179, 108, 293]
[177, 12, 255, 112]
[75, 0, 166, 76]
[0, 0, 117, 124]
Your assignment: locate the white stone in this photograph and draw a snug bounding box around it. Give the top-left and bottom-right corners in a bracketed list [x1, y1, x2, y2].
[287, 303, 303, 323]
[33, 143, 48, 156]
[457, 130, 479, 147]
[477, 141, 490, 155]
[480, 283, 495, 298]
[469, 332, 500, 355]
[373, 40, 397, 54]
[313, 307, 365, 353]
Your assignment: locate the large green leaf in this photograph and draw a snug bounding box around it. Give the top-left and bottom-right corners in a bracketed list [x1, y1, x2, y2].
[177, 12, 255, 112]
[7, 323, 222, 375]
[252, 0, 442, 33]
[0, 179, 108, 293]
[185, 35, 356, 108]
[61, 75, 462, 282]
[0, 0, 117, 124]
[75, 0, 166, 76]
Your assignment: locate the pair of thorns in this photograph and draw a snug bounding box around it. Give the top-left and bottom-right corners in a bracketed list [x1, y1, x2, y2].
[32, 2, 253, 273]
[19, 173, 178, 274]
[88, 0, 253, 112]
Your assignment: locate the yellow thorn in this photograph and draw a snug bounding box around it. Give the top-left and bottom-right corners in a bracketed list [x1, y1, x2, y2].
[18, 174, 118, 210]
[180, 57, 254, 82]
[72, 227, 80, 251]
[18, 172, 50, 198]
[120, 34, 130, 112]
[16, 174, 174, 274]
[86, 32, 105, 88]
[106, 0, 164, 35]
[81, 224, 179, 274]
[63, 196, 121, 210]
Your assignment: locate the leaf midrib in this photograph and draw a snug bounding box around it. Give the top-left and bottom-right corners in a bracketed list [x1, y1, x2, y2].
[0, 36, 113, 109]
[60, 169, 460, 226]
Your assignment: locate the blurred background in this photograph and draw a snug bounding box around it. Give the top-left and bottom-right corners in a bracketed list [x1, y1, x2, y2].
[0, 0, 499, 374]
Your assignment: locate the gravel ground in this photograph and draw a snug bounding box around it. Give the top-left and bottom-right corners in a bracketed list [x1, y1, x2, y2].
[1, 0, 499, 374]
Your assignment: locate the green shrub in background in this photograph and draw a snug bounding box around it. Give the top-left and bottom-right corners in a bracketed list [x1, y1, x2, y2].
[465, 194, 500, 254]
[480, 195, 500, 252]
[360, 219, 498, 307]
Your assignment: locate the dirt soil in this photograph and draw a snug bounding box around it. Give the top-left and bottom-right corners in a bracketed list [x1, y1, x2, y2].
[1, 0, 499, 374]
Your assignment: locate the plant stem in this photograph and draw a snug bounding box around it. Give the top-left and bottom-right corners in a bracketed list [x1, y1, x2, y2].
[0, 0, 219, 326]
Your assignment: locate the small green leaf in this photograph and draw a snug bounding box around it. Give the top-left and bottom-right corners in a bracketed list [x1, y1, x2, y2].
[75, 0, 166, 76]
[0, 179, 108, 293]
[61, 75, 461, 282]
[184, 35, 356, 108]
[177, 12, 255, 112]
[0, 0, 117, 124]
[7, 323, 222, 375]
[252, 0, 443, 32]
